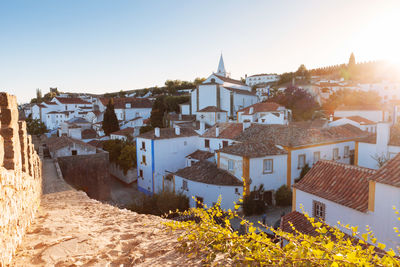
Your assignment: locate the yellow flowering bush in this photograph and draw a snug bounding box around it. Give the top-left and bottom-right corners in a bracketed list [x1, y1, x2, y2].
[164, 198, 400, 266]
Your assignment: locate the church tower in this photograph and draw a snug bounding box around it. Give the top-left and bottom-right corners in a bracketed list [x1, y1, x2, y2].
[216, 54, 226, 77]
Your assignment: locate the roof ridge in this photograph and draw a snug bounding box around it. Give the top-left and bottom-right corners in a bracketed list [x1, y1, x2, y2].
[317, 160, 377, 173]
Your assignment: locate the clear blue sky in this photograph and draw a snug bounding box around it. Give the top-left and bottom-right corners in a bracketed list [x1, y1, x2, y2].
[1, 0, 399, 103]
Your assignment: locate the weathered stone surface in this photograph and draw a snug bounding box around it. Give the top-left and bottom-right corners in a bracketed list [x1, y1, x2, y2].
[57, 152, 111, 201]
[0, 93, 42, 266]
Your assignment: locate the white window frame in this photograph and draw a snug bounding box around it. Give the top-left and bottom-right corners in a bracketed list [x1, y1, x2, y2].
[228, 159, 234, 171]
[344, 146, 349, 158]
[298, 154, 306, 169]
[263, 159, 273, 174]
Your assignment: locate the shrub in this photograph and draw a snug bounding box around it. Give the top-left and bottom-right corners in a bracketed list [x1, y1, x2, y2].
[164, 199, 400, 266]
[295, 163, 311, 183]
[275, 185, 292, 206]
[128, 191, 189, 216]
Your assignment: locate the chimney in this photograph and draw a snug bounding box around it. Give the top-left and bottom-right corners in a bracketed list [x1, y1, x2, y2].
[155, 127, 160, 137]
[200, 121, 205, 134]
[329, 114, 333, 122]
[215, 126, 219, 137]
[245, 74, 247, 78]
[179, 114, 182, 120]
[376, 122, 390, 156]
[243, 121, 251, 131]
[175, 127, 180, 135]
[249, 107, 254, 114]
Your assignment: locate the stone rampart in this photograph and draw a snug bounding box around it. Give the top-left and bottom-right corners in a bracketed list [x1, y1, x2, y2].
[0, 93, 42, 266]
[57, 152, 111, 201]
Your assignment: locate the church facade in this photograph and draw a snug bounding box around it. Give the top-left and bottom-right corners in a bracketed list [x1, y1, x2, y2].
[190, 55, 259, 122]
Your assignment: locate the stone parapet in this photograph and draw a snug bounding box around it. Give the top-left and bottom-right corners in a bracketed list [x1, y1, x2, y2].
[0, 93, 42, 266]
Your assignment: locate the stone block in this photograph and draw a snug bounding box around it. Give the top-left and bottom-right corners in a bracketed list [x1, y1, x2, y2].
[0, 93, 17, 108]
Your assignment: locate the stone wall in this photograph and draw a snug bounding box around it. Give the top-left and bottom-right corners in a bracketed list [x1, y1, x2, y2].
[109, 162, 137, 184]
[0, 93, 42, 266]
[57, 152, 111, 201]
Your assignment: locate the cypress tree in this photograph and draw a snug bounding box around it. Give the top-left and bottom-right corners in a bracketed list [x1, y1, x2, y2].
[102, 99, 120, 136]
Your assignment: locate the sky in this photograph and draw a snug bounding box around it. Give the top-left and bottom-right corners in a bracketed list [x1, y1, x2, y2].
[1, 0, 400, 103]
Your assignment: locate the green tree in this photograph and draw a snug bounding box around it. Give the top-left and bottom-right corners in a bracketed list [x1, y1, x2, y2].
[296, 64, 310, 81]
[275, 185, 292, 206]
[102, 99, 120, 136]
[117, 144, 137, 174]
[25, 118, 47, 135]
[194, 77, 206, 86]
[36, 88, 42, 101]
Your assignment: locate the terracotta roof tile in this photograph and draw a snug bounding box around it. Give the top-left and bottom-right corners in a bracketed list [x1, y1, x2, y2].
[369, 153, 400, 188]
[46, 136, 96, 152]
[294, 161, 376, 212]
[218, 142, 287, 158]
[201, 123, 244, 140]
[280, 211, 319, 237]
[186, 150, 214, 160]
[55, 97, 91, 105]
[198, 106, 227, 112]
[213, 74, 246, 86]
[174, 161, 242, 186]
[358, 124, 400, 146]
[111, 127, 135, 136]
[235, 124, 369, 147]
[238, 102, 283, 115]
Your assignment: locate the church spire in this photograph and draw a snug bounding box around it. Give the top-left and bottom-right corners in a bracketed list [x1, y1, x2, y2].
[217, 54, 226, 77]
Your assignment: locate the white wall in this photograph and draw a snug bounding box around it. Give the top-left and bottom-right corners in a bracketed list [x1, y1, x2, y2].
[200, 137, 235, 153]
[249, 155, 287, 191]
[174, 175, 243, 210]
[290, 141, 355, 182]
[136, 135, 200, 194]
[358, 142, 400, 169]
[52, 143, 96, 158]
[295, 183, 400, 251]
[334, 110, 383, 122]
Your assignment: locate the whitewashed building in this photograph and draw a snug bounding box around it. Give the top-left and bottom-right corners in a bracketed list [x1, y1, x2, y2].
[190, 55, 259, 117]
[110, 127, 136, 141]
[46, 136, 97, 158]
[171, 160, 243, 210]
[98, 97, 153, 121]
[334, 105, 388, 123]
[136, 127, 199, 195]
[196, 106, 228, 126]
[200, 123, 244, 152]
[237, 102, 291, 125]
[218, 142, 288, 205]
[291, 159, 400, 251]
[356, 122, 400, 169]
[329, 116, 377, 133]
[245, 74, 279, 86]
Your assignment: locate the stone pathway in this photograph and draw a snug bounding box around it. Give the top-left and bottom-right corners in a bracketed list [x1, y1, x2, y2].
[41, 159, 71, 195]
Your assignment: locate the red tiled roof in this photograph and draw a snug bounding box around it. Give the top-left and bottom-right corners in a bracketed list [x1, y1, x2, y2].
[294, 161, 376, 212]
[81, 129, 97, 139]
[186, 150, 214, 160]
[55, 97, 91, 105]
[224, 87, 256, 96]
[369, 153, 400, 188]
[201, 123, 244, 140]
[235, 124, 370, 147]
[219, 142, 287, 158]
[44, 101, 58, 105]
[198, 106, 227, 112]
[238, 102, 283, 115]
[99, 97, 153, 109]
[344, 116, 375, 125]
[213, 74, 247, 86]
[110, 127, 135, 136]
[280, 211, 319, 237]
[87, 139, 104, 148]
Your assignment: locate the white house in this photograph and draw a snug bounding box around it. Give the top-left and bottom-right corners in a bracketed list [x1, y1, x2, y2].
[200, 122, 245, 152]
[171, 160, 243, 210]
[190, 55, 259, 117]
[329, 115, 377, 133]
[334, 105, 388, 123]
[218, 142, 288, 205]
[52, 97, 92, 111]
[196, 106, 228, 126]
[136, 127, 199, 195]
[292, 159, 400, 251]
[98, 97, 153, 121]
[356, 122, 400, 169]
[245, 73, 279, 86]
[110, 127, 136, 141]
[46, 136, 97, 158]
[185, 150, 214, 167]
[234, 123, 370, 186]
[237, 102, 291, 125]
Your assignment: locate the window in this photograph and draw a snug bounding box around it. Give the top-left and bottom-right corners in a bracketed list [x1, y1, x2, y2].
[139, 169, 143, 178]
[71, 150, 77, 156]
[313, 200, 326, 220]
[217, 113, 221, 120]
[142, 155, 146, 165]
[141, 141, 146, 150]
[205, 139, 210, 148]
[344, 146, 349, 158]
[228, 160, 234, 171]
[184, 141, 187, 146]
[313, 151, 320, 164]
[333, 148, 339, 160]
[298, 154, 306, 169]
[222, 141, 228, 147]
[263, 159, 273, 173]
[235, 188, 239, 194]
[182, 180, 188, 191]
